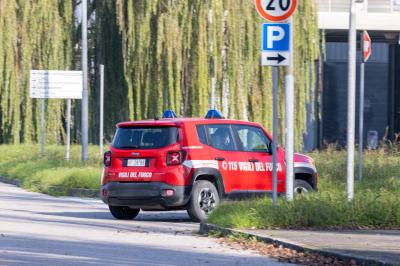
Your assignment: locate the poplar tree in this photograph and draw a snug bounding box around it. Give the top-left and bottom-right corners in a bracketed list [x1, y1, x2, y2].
[0, 0, 73, 144]
[99, 0, 319, 148]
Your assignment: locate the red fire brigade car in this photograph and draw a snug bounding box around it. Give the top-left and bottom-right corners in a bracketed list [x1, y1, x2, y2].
[101, 110, 317, 222]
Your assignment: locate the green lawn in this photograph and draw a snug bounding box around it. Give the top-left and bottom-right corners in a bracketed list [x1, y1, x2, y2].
[0, 144, 103, 195]
[208, 148, 400, 229]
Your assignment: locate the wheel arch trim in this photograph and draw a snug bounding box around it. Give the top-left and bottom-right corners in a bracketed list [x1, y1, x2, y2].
[190, 168, 226, 198]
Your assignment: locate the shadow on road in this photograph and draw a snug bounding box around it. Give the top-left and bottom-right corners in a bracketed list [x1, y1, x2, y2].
[0, 234, 270, 266]
[35, 210, 192, 223]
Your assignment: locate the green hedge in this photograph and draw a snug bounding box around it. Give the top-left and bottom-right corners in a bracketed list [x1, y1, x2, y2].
[0, 145, 102, 196]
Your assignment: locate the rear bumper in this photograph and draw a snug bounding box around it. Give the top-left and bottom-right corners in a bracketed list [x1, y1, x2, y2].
[101, 182, 191, 210]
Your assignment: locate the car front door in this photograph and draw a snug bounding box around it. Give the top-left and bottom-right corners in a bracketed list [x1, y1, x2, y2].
[233, 125, 284, 192]
[203, 124, 248, 194]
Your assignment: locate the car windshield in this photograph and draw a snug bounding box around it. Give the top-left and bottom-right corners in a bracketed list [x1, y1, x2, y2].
[112, 126, 178, 149]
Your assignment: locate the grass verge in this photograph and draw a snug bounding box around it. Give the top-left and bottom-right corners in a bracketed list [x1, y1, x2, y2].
[208, 148, 400, 229]
[0, 144, 102, 196]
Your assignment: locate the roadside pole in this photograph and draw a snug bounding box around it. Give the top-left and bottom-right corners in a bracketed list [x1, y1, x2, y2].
[208, 6, 215, 109]
[81, 0, 89, 162]
[99, 64, 104, 155]
[40, 99, 45, 158]
[210, 57, 215, 109]
[66, 99, 71, 161]
[346, 0, 358, 201]
[358, 30, 371, 183]
[358, 57, 365, 183]
[284, 16, 294, 201]
[272, 67, 279, 205]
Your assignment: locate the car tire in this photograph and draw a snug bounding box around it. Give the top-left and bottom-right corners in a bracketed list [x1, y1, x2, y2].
[187, 180, 220, 222]
[109, 205, 140, 220]
[293, 179, 314, 195]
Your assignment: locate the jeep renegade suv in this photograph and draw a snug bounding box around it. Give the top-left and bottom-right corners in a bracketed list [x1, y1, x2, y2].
[101, 110, 317, 222]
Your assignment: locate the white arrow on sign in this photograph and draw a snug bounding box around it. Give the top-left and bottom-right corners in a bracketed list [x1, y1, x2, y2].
[262, 52, 289, 66]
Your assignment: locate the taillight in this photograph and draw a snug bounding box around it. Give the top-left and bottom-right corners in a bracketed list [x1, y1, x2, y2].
[166, 151, 186, 165]
[104, 151, 112, 166]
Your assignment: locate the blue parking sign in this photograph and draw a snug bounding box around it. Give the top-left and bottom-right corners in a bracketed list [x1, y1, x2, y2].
[262, 23, 290, 51]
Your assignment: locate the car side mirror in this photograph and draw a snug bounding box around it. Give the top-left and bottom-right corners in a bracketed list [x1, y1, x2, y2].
[268, 142, 273, 154]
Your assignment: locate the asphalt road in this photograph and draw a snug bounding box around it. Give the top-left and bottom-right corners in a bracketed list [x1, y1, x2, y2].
[0, 182, 290, 266]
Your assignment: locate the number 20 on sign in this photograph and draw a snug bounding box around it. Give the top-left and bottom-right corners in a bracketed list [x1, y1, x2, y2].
[255, 0, 297, 22]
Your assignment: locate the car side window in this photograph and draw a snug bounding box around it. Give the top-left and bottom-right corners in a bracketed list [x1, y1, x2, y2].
[196, 125, 208, 145]
[234, 125, 271, 152]
[205, 124, 237, 151]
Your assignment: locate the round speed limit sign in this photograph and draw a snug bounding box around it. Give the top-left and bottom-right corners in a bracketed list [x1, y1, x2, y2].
[255, 0, 297, 22]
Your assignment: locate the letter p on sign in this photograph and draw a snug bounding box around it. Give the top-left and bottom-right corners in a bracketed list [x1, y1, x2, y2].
[267, 26, 285, 49]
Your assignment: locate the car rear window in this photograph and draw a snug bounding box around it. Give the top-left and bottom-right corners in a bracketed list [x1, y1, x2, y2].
[112, 127, 179, 149]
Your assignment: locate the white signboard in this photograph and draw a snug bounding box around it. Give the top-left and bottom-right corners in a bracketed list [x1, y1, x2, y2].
[30, 70, 83, 99]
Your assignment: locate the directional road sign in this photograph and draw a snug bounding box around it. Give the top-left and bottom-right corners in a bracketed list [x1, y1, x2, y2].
[255, 0, 298, 22]
[362, 31, 372, 63]
[261, 23, 290, 66]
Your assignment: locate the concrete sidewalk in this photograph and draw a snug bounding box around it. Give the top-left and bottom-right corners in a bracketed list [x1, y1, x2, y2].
[200, 223, 400, 265]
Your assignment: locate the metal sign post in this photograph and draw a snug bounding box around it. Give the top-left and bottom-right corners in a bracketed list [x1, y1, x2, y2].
[99, 64, 104, 155]
[40, 99, 45, 158]
[272, 67, 279, 204]
[81, 0, 89, 163]
[66, 99, 71, 161]
[346, 0, 358, 202]
[256, 0, 297, 202]
[358, 30, 372, 183]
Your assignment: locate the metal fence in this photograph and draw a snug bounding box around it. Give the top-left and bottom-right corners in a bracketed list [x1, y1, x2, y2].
[317, 0, 400, 13]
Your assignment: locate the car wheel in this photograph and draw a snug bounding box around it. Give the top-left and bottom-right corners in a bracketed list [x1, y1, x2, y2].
[109, 205, 140, 220]
[187, 180, 220, 222]
[293, 179, 314, 196]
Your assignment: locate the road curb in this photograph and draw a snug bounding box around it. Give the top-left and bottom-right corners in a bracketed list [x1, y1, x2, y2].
[0, 176, 99, 198]
[0, 176, 21, 187]
[200, 223, 392, 266]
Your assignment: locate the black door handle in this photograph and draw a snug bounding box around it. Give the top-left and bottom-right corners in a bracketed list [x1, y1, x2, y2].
[249, 159, 258, 162]
[215, 157, 225, 161]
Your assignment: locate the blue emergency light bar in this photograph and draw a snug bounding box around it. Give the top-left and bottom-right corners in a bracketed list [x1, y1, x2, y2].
[162, 110, 177, 119]
[205, 109, 224, 119]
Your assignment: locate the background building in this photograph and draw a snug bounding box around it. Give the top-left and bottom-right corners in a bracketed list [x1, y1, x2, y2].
[316, 0, 400, 148]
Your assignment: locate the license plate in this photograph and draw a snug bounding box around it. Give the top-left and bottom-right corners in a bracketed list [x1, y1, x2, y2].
[127, 159, 147, 167]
